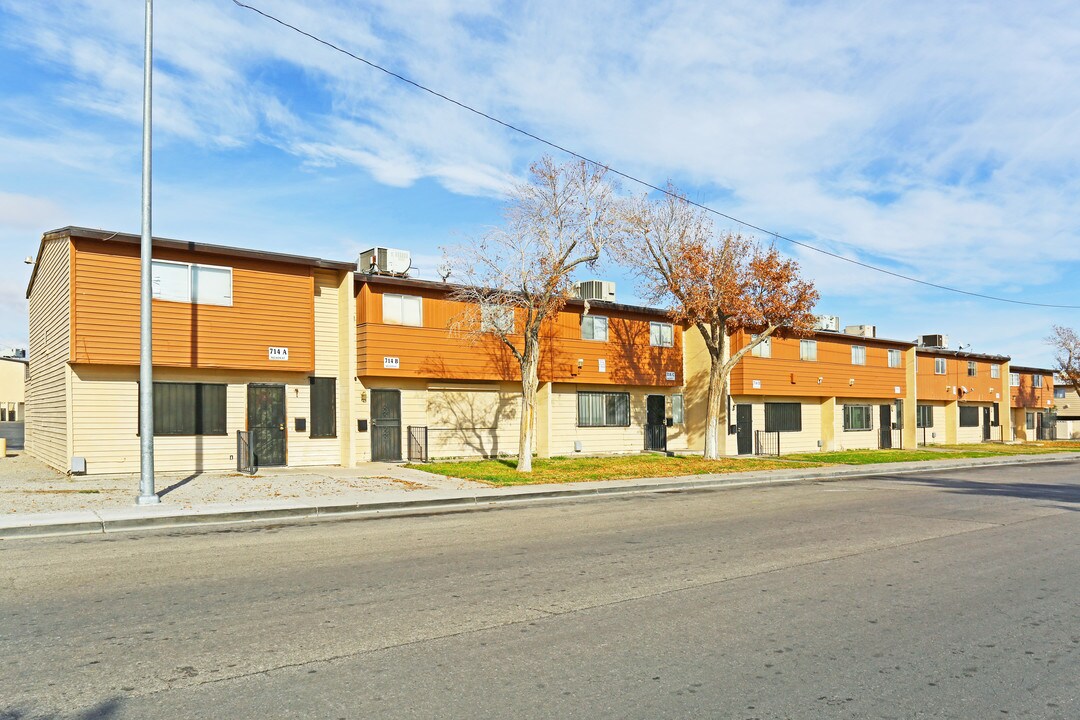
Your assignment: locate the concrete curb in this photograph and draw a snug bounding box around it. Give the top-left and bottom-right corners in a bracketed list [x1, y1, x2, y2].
[2, 452, 1077, 540]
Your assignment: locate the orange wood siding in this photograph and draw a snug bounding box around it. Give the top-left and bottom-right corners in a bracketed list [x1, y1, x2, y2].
[916, 353, 1004, 403]
[729, 330, 907, 399]
[71, 238, 315, 371]
[356, 282, 681, 386]
[1010, 372, 1053, 409]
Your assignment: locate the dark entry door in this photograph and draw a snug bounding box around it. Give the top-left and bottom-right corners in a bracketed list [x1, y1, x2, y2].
[248, 384, 286, 467]
[879, 404, 892, 449]
[736, 404, 753, 455]
[645, 395, 667, 451]
[371, 390, 402, 461]
[982, 407, 992, 441]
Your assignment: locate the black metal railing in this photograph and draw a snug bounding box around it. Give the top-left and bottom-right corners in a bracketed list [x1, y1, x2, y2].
[754, 430, 780, 456]
[407, 425, 429, 462]
[236, 430, 256, 474]
[645, 424, 667, 452]
[1037, 424, 1057, 441]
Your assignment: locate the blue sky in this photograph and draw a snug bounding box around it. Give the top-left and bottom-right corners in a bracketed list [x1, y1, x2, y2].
[1, 0, 1078, 366]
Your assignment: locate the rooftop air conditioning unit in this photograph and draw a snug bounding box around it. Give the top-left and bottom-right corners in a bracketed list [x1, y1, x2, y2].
[815, 315, 841, 332]
[844, 324, 876, 338]
[574, 280, 616, 303]
[920, 333, 948, 349]
[359, 247, 412, 276]
[0, 347, 26, 359]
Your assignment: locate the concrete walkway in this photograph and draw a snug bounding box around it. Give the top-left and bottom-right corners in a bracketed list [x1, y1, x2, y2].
[2, 451, 1077, 539]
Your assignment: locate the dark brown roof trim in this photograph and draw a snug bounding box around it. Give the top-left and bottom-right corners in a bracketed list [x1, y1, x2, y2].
[1009, 365, 1055, 374]
[28, 226, 356, 298]
[915, 347, 1011, 362]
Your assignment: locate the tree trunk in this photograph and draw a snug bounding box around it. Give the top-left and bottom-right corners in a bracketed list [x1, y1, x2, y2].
[517, 339, 540, 472]
[703, 356, 726, 460]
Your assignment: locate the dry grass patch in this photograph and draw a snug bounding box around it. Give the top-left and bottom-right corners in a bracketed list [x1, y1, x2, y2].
[408, 453, 819, 486]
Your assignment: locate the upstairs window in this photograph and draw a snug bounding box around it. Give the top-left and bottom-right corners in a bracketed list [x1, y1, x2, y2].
[934, 358, 947, 375]
[990, 364, 1000, 379]
[800, 339, 817, 361]
[151, 260, 232, 306]
[888, 349, 902, 368]
[751, 336, 772, 358]
[1032, 374, 1043, 388]
[649, 322, 674, 347]
[967, 361, 977, 377]
[480, 304, 514, 334]
[851, 345, 866, 366]
[1055, 387, 1067, 399]
[383, 294, 422, 326]
[581, 315, 608, 342]
[1009, 372, 1020, 387]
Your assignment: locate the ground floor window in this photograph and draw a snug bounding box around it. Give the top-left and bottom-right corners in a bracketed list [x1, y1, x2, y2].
[765, 402, 802, 432]
[1026, 412, 1035, 430]
[149, 382, 227, 436]
[309, 377, 337, 438]
[577, 392, 630, 427]
[916, 405, 934, 428]
[959, 406, 980, 427]
[671, 394, 684, 424]
[843, 405, 872, 431]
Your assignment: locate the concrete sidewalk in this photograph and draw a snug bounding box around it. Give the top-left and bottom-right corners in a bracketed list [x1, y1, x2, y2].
[2, 452, 1078, 539]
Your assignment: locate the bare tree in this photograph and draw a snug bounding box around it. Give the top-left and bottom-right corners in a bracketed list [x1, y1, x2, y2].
[1048, 324, 1080, 399]
[617, 190, 819, 459]
[447, 157, 620, 471]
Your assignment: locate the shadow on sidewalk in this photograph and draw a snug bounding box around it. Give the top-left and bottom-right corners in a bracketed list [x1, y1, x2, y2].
[157, 473, 202, 498]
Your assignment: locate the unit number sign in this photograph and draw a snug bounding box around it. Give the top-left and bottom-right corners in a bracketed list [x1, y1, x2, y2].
[383, 356, 400, 369]
[268, 347, 289, 361]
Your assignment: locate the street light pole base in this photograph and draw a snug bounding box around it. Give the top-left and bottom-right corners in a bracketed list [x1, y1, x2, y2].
[136, 493, 160, 505]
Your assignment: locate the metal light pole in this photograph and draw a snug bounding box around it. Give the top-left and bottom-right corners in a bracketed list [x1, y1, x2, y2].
[137, 0, 159, 505]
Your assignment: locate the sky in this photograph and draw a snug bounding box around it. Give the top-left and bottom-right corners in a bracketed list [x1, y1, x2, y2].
[1, 0, 1078, 366]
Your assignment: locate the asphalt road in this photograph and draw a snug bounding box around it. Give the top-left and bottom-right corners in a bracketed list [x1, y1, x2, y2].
[2, 461, 1079, 719]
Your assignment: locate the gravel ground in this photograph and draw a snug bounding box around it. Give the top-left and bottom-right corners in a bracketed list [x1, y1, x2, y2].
[0, 452, 485, 514]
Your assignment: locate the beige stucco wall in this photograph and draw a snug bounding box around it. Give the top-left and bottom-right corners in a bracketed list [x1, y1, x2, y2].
[832, 399, 891, 451]
[550, 383, 688, 457]
[955, 402, 994, 444]
[914, 402, 948, 445]
[69, 366, 347, 475]
[24, 237, 71, 470]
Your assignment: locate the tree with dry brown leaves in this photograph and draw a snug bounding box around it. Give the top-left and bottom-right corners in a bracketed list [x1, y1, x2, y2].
[617, 189, 819, 459]
[446, 156, 620, 471]
[1048, 325, 1080, 400]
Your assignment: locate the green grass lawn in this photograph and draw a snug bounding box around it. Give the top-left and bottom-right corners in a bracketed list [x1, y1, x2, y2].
[408, 454, 820, 486]
[785, 449, 999, 465]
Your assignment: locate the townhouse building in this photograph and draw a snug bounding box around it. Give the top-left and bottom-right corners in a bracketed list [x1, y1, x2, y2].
[1053, 378, 1080, 439]
[684, 326, 917, 455]
[1008, 365, 1055, 440]
[912, 347, 1010, 445]
[24, 228, 684, 474]
[23, 227, 1064, 474]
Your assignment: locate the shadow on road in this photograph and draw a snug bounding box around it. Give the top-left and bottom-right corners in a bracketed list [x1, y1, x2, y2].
[1, 697, 123, 719]
[884, 472, 1080, 507]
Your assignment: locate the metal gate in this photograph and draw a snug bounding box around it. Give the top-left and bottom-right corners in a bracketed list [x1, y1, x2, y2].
[645, 395, 667, 451]
[754, 430, 780, 456]
[879, 404, 892, 449]
[407, 425, 428, 462]
[371, 389, 402, 461]
[236, 430, 256, 474]
[247, 384, 286, 467]
[735, 405, 753, 455]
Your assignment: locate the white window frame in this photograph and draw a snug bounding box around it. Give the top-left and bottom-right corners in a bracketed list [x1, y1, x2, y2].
[851, 345, 866, 366]
[480, 304, 514, 334]
[151, 259, 233, 307]
[649, 322, 674, 348]
[800, 339, 817, 362]
[967, 361, 977, 377]
[383, 293, 423, 327]
[1009, 372, 1020, 387]
[990, 364, 1000, 379]
[751, 335, 772, 358]
[1032, 374, 1043, 388]
[935, 358, 947, 375]
[887, 349, 901, 368]
[582, 315, 608, 342]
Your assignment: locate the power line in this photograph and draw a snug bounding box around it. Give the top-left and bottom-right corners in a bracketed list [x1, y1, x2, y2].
[231, 0, 1080, 310]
